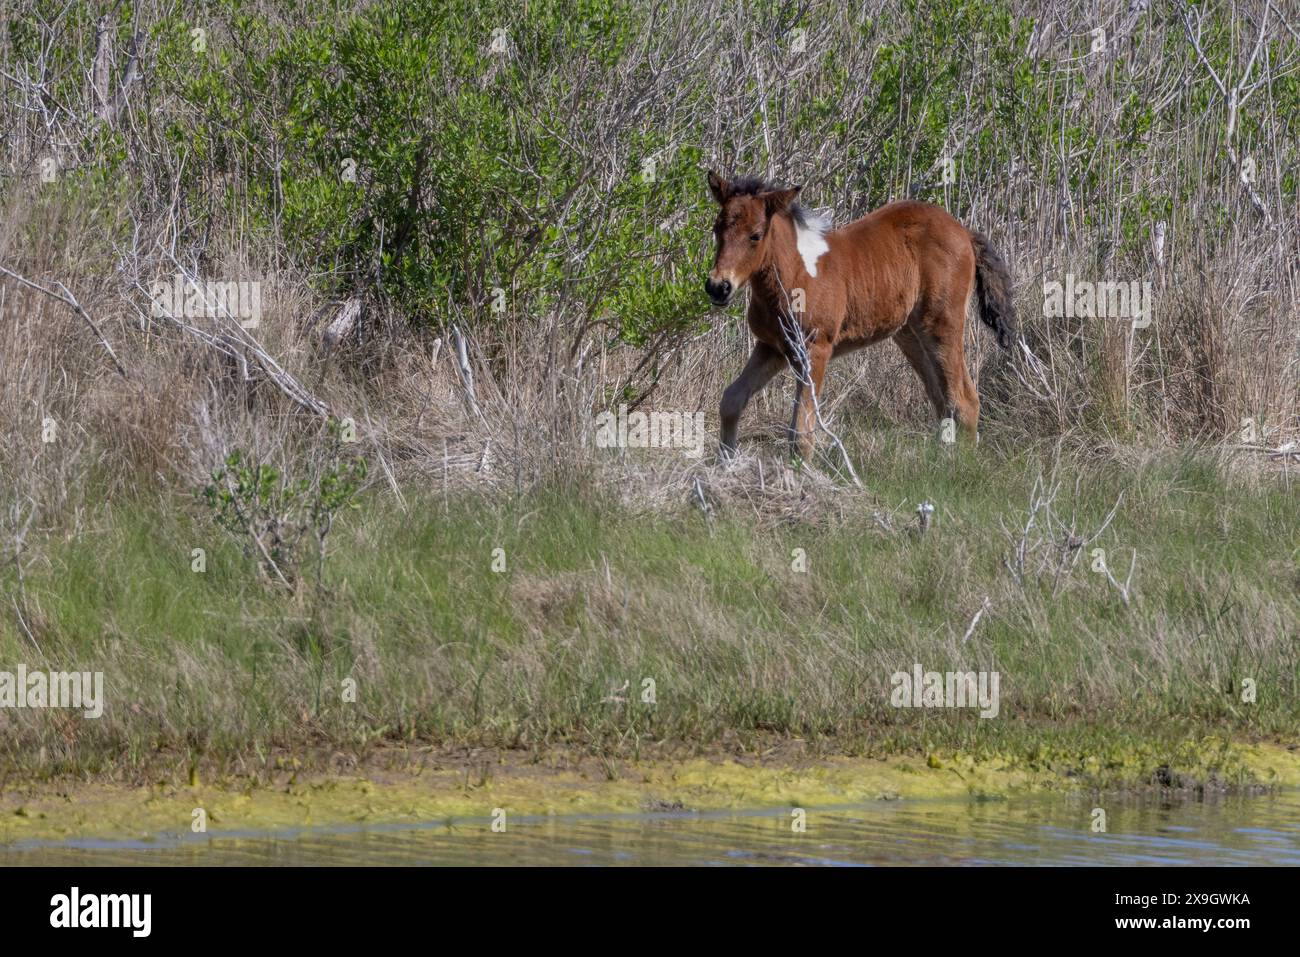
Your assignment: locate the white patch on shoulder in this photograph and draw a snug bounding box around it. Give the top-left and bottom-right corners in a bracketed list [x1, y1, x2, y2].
[794, 209, 832, 277]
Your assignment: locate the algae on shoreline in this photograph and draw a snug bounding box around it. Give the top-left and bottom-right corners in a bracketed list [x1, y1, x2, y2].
[5, 740, 1299, 846]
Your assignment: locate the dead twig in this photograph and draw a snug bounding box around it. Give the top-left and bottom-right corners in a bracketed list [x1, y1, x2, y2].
[0, 264, 129, 378]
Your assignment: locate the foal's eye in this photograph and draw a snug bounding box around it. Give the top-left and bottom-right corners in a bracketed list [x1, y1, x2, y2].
[749, 232, 762, 242]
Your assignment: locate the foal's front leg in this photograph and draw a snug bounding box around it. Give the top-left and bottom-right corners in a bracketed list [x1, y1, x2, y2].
[789, 342, 831, 461]
[719, 342, 786, 457]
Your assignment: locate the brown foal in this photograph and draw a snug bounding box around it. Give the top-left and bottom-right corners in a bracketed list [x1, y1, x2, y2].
[704, 171, 1016, 460]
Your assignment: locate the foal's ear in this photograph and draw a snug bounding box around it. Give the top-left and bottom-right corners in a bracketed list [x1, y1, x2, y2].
[707, 170, 730, 205]
[761, 186, 802, 216]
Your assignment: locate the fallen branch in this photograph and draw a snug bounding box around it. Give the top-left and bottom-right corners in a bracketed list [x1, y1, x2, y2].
[131, 264, 332, 419]
[1230, 441, 1300, 461]
[961, 597, 992, 644]
[321, 297, 363, 349]
[0, 264, 129, 378]
[452, 324, 485, 422]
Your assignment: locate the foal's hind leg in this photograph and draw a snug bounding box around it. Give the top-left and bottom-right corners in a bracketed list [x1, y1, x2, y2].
[894, 326, 947, 421]
[932, 318, 980, 440]
[897, 320, 980, 440]
[720, 342, 786, 457]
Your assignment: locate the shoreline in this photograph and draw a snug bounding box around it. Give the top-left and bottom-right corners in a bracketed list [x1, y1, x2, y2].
[4, 739, 1299, 846]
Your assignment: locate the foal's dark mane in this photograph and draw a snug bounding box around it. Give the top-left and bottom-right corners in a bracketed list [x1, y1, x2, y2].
[726, 175, 821, 233]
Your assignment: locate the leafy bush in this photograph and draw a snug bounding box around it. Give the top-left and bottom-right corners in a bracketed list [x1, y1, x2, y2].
[203, 426, 367, 589]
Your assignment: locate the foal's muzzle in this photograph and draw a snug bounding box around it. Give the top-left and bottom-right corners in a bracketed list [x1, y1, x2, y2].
[704, 277, 733, 306]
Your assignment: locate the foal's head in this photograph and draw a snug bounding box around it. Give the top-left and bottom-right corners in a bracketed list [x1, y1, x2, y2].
[704, 171, 801, 307]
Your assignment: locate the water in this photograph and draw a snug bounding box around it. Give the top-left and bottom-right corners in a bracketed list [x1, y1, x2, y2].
[5, 789, 1299, 866]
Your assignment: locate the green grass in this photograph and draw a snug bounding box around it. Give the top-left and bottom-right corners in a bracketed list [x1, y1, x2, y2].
[1, 433, 1297, 784]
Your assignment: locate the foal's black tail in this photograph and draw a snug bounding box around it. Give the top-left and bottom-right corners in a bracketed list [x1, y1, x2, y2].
[970, 230, 1017, 350]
